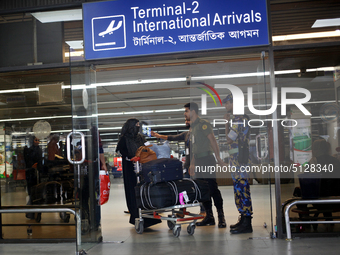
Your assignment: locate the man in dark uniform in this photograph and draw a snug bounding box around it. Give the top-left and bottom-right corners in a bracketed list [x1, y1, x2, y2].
[223, 94, 253, 234]
[185, 102, 226, 228]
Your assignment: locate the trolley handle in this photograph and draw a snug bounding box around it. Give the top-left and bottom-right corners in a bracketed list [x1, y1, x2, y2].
[129, 157, 142, 183]
[130, 156, 140, 162]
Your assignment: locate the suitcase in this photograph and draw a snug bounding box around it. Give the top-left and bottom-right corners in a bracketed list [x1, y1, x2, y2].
[135, 179, 210, 210]
[141, 158, 183, 184]
[31, 181, 62, 205]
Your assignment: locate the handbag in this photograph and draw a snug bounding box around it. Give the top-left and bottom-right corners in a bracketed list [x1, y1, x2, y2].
[135, 145, 157, 163]
[100, 170, 111, 205]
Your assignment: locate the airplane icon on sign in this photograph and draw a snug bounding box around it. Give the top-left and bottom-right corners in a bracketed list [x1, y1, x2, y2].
[98, 20, 123, 37]
[92, 15, 126, 51]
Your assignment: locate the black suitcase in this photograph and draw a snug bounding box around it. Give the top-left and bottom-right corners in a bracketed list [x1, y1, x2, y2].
[141, 158, 183, 184]
[135, 179, 210, 210]
[31, 181, 62, 205]
[135, 182, 176, 210]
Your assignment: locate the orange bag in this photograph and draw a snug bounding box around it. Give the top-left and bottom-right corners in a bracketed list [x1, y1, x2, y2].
[135, 146, 157, 163]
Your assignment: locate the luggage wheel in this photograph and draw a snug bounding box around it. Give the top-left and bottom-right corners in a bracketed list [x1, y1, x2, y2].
[167, 220, 175, 230]
[135, 219, 144, 234]
[81, 219, 90, 235]
[173, 225, 181, 238]
[187, 223, 196, 235]
[64, 214, 70, 223]
[78, 249, 87, 255]
[167, 215, 175, 230]
[60, 212, 66, 220]
[60, 212, 70, 223]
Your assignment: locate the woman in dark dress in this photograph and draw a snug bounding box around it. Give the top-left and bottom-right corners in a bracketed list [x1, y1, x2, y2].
[24, 136, 43, 219]
[116, 118, 161, 228]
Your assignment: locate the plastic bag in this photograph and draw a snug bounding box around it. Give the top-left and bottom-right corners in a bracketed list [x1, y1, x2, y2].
[100, 170, 111, 205]
[150, 141, 171, 159]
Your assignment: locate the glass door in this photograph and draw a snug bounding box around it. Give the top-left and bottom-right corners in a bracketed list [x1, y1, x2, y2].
[276, 50, 340, 238]
[0, 68, 76, 241]
[91, 50, 275, 240]
[189, 51, 274, 238]
[69, 52, 102, 252]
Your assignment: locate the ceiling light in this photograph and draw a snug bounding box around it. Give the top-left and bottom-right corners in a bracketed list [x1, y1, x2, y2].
[191, 72, 268, 80]
[275, 70, 300, 75]
[148, 124, 186, 128]
[155, 109, 184, 113]
[312, 18, 340, 28]
[51, 129, 72, 133]
[92, 70, 298, 89]
[95, 77, 186, 87]
[99, 127, 123, 130]
[0, 115, 72, 122]
[97, 110, 155, 117]
[157, 130, 188, 133]
[0, 88, 38, 94]
[98, 123, 187, 130]
[306, 67, 335, 72]
[272, 31, 340, 41]
[12, 129, 75, 136]
[97, 96, 192, 105]
[100, 133, 119, 136]
[73, 114, 97, 119]
[0, 68, 312, 95]
[7, 96, 332, 125]
[97, 108, 184, 117]
[31, 9, 82, 23]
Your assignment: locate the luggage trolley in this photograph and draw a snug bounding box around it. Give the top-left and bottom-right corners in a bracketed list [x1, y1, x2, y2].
[132, 157, 204, 237]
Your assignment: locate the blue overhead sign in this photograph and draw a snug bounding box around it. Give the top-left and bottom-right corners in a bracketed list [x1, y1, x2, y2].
[83, 0, 269, 60]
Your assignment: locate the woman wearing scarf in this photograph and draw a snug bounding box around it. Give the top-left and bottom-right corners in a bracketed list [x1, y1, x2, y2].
[116, 118, 161, 228]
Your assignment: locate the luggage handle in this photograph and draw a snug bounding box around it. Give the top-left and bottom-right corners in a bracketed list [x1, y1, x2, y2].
[130, 156, 140, 162]
[147, 171, 156, 184]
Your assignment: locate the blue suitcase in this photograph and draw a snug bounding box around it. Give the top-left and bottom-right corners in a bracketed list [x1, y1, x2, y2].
[141, 158, 183, 184]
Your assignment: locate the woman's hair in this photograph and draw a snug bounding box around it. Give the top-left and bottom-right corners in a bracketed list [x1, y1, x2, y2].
[312, 139, 331, 157]
[121, 118, 139, 137]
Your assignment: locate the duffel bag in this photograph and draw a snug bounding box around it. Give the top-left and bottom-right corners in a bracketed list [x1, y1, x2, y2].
[174, 178, 210, 204]
[135, 182, 177, 210]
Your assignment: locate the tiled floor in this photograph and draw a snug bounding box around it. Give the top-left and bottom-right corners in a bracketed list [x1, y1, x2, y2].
[1, 178, 340, 255]
[1, 236, 340, 255]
